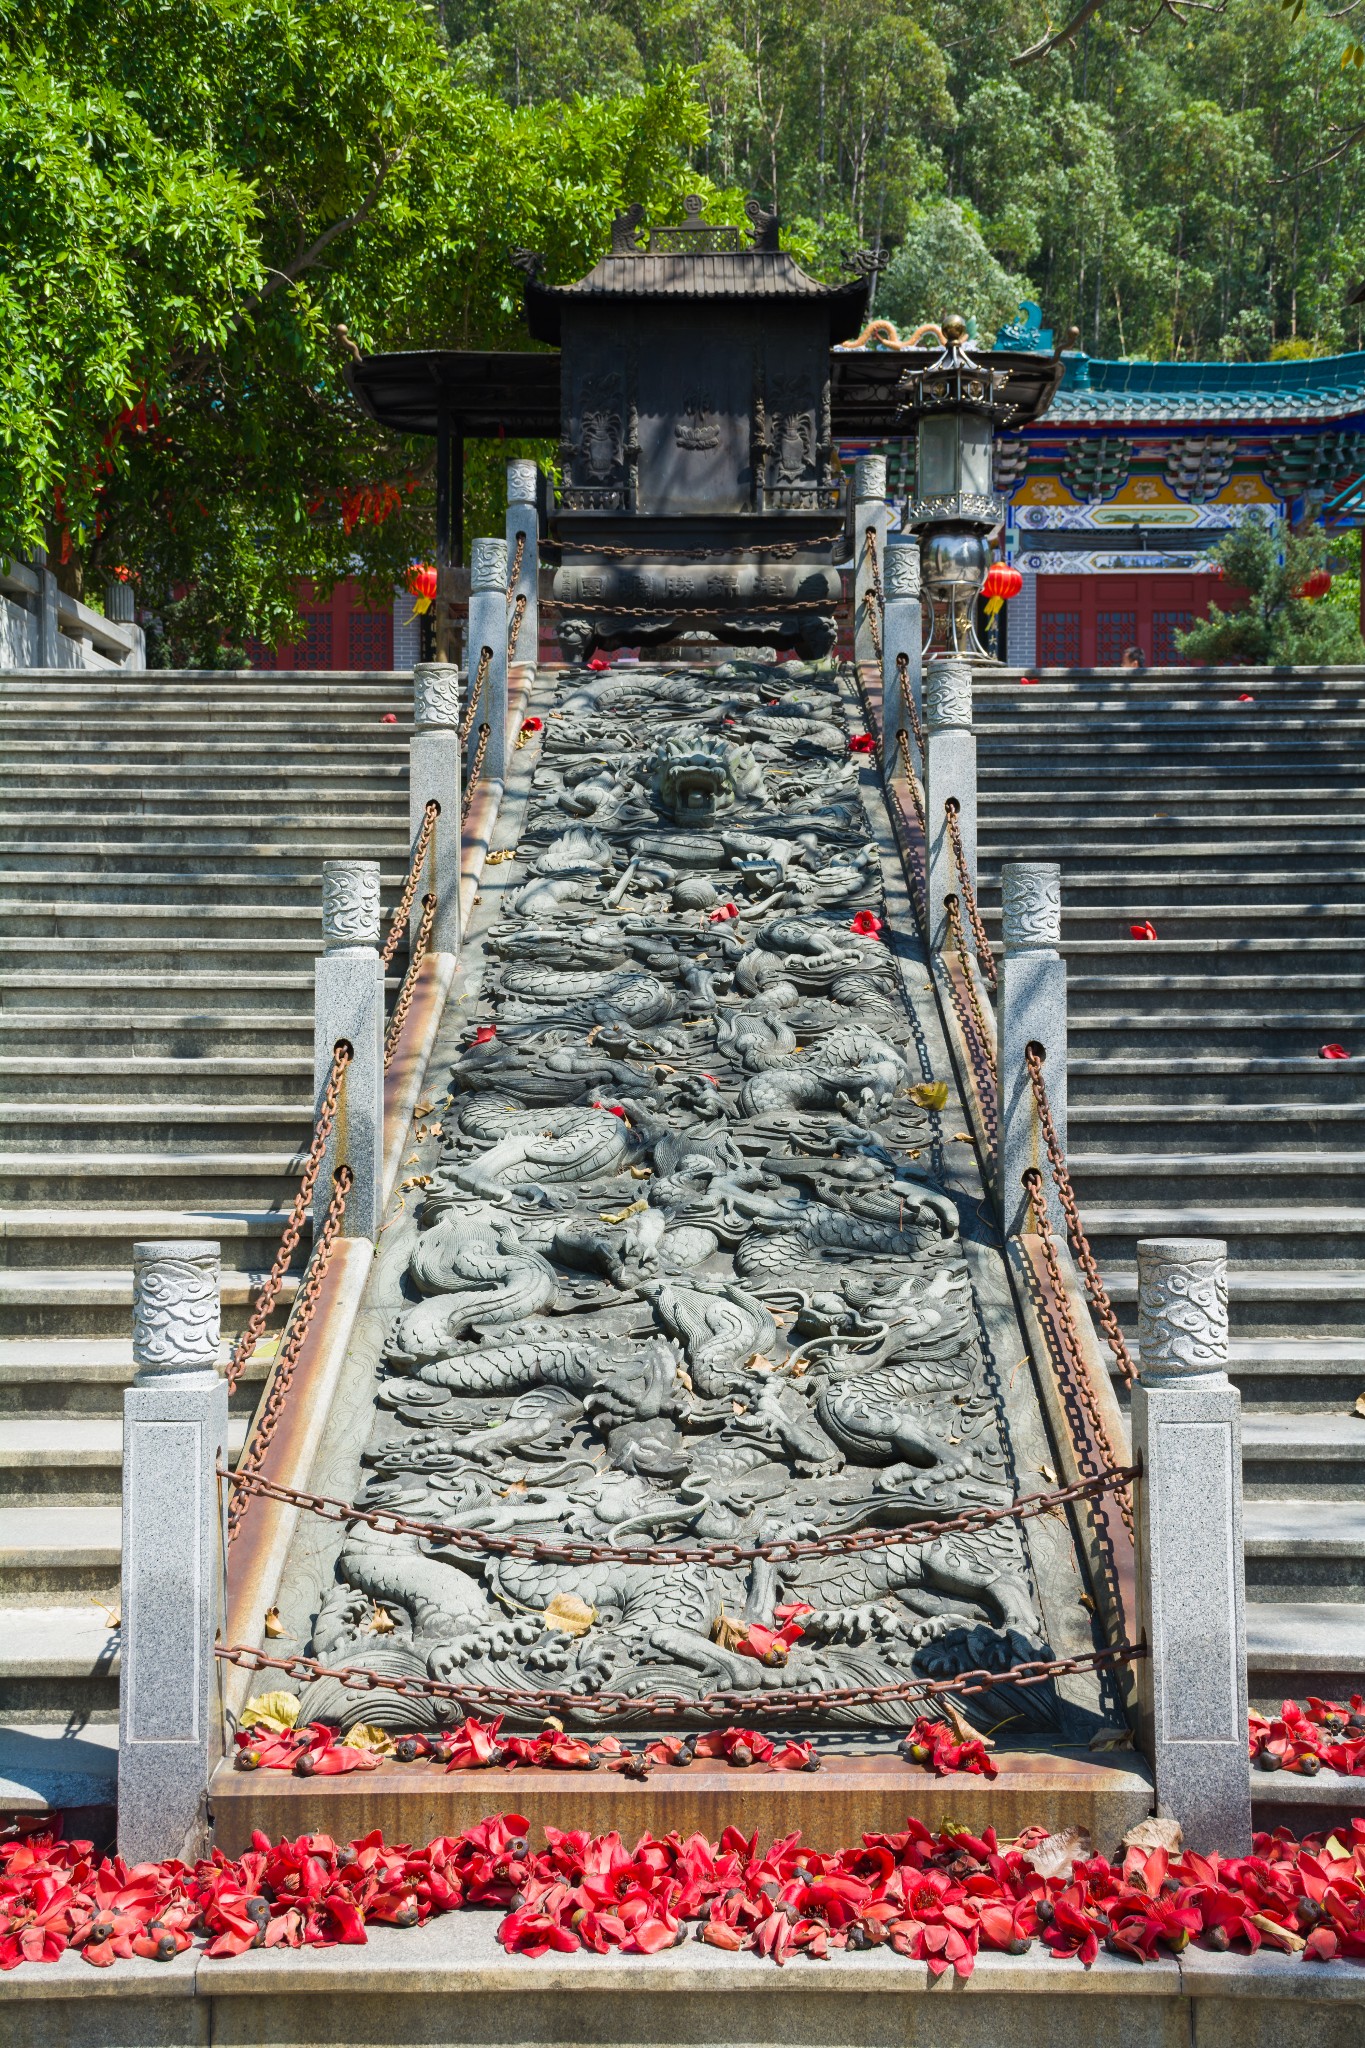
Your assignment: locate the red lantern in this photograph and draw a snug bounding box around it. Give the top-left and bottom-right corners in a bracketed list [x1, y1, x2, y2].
[981, 562, 1023, 618]
[1297, 567, 1332, 601]
[407, 563, 438, 613]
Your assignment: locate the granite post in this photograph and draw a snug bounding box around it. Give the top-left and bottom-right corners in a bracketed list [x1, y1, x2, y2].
[466, 537, 509, 786]
[505, 461, 539, 667]
[853, 454, 895, 668]
[922, 657, 977, 954]
[997, 862, 1067, 1239]
[409, 664, 463, 957]
[882, 539, 923, 769]
[315, 859, 384, 1238]
[1132, 1238, 1253, 1854]
[118, 1241, 227, 1863]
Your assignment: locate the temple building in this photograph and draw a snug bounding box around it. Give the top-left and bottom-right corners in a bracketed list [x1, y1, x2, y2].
[854, 322, 1365, 666]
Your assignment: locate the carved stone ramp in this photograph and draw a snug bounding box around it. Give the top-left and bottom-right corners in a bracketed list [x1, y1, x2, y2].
[224, 656, 1141, 1841]
[970, 666, 1365, 1713]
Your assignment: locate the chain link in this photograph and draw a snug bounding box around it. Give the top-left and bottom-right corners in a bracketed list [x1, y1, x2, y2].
[944, 800, 997, 992]
[861, 525, 884, 663]
[226, 1043, 352, 1393]
[508, 590, 528, 659]
[215, 1637, 1142, 1723]
[226, 1167, 353, 1545]
[1021, 1169, 1135, 1540]
[506, 530, 525, 601]
[564, 538, 800, 562]
[896, 651, 925, 763]
[460, 646, 492, 744]
[1025, 1047, 1137, 1387]
[944, 893, 998, 1081]
[462, 721, 490, 820]
[218, 1461, 1138, 1570]
[380, 800, 439, 971]
[383, 894, 436, 1069]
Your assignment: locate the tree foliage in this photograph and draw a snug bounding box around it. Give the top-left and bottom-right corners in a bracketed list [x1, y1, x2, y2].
[0, 0, 709, 660]
[1177, 519, 1364, 664]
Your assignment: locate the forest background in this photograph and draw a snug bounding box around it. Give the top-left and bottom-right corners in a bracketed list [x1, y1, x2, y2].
[3, 0, 1364, 660]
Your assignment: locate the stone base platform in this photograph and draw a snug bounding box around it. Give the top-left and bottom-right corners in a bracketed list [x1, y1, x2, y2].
[8, 1912, 1365, 2048]
[209, 1747, 1155, 1859]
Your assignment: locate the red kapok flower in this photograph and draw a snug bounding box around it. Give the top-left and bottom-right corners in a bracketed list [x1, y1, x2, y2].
[849, 910, 883, 938]
[1321, 1044, 1352, 1060]
[520, 716, 543, 734]
[848, 733, 876, 754]
[708, 902, 740, 922]
[472, 1024, 497, 1045]
[1130, 920, 1158, 941]
[587, 655, 611, 671]
[381, 712, 398, 724]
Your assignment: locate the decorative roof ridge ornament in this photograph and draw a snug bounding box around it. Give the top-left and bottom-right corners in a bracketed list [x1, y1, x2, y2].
[610, 202, 646, 255]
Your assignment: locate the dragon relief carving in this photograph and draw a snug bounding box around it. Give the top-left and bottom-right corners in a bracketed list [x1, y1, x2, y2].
[307, 656, 1062, 1734]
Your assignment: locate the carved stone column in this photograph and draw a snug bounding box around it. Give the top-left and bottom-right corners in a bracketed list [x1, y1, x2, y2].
[410, 663, 463, 956]
[467, 537, 509, 785]
[922, 658, 977, 956]
[505, 461, 539, 666]
[853, 454, 895, 668]
[1132, 1238, 1252, 1853]
[118, 1241, 228, 1863]
[882, 540, 923, 769]
[315, 858, 384, 1237]
[996, 862, 1066, 1238]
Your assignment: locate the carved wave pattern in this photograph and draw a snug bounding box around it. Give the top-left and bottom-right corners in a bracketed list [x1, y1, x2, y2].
[312, 658, 1056, 1733]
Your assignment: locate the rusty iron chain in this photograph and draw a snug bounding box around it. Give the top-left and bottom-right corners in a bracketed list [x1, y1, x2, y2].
[896, 651, 925, 763]
[861, 525, 884, 663]
[506, 530, 525, 601]
[217, 1461, 1138, 1571]
[1025, 1047, 1137, 1388]
[460, 646, 492, 744]
[383, 893, 436, 1069]
[226, 1042, 352, 1393]
[215, 1638, 1143, 1723]
[944, 893, 997, 1080]
[563, 538, 800, 562]
[226, 1166, 353, 1545]
[380, 800, 439, 971]
[508, 590, 528, 659]
[461, 722, 490, 820]
[944, 800, 998, 992]
[1021, 1169, 1135, 1540]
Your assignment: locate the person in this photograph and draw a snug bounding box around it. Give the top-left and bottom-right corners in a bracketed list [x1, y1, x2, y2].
[1120, 645, 1146, 671]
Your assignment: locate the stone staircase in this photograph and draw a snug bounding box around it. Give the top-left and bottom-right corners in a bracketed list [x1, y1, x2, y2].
[0, 666, 412, 1808]
[973, 667, 1365, 1710]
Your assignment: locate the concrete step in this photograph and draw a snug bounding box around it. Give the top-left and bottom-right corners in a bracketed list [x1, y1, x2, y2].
[0, 868, 407, 908]
[980, 869, 1365, 908]
[0, 1336, 267, 1414]
[1070, 1104, 1365, 1150]
[0, 1103, 313, 1150]
[1246, 1599, 1365, 1707]
[0, 900, 323, 940]
[0, 1604, 121, 1719]
[0, 1010, 315, 1058]
[0, 1265, 297, 1339]
[1082, 1202, 1365, 1271]
[1069, 1013, 1362, 1058]
[1072, 1150, 1365, 1206]
[0, 815, 406, 848]
[0, 1205, 301, 1272]
[0, 1414, 249, 1504]
[1067, 1055, 1365, 1105]
[0, 1721, 118, 1809]
[0, 1056, 314, 1104]
[1103, 1336, 1365, 1411]
[0, 1506, 122, 1602]
[0, 787, 410, 822]
[1104, 1263, 1365, 1339]
[0, 1150, 307, 1206]
[1239, 1412, 1365, 1499]
[1244, 1498, 1365, 1602]
[0, 971, 318, 1013]
[0, 937, 334, 974]
[1033, 939, 1365, 979]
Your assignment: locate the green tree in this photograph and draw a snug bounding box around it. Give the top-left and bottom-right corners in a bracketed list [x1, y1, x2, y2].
[877, 201, 1032, 342]
[1177, 519, 1365, 664]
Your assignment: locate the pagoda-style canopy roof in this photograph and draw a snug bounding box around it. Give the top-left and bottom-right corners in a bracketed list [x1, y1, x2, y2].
[1043, 348, 1365, 428]
[520, 197, 874, 345]
[346, 349, 560, 439]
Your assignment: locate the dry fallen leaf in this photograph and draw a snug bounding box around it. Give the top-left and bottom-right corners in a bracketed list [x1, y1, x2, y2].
[1022, 1827, 1093, 1881]
[910, 1080, 949, 1111]
[97, 1604, 121, 1631]
[414, 1100, 436, 1117]
[712, 1612, 749, 1651]
[629, 1165, 652, 1179]
[242, 1691, 301, 1733]
[1122, 1817, 1183, 1856]
[485, 849, 516, 864]
[1354, 1392, 1365, 1418]
[1039, 1463, 1057, 1483]
[263, 1605, 286, 1639]
[543, 1592, 595, 1637]
[941, 1696, 994, 1749]
[347, 1725, 397, 1756]
[1089, 1724, 1134, 1752]
[599, 1199, 648, 1223]
[365, 1605, 397, 1636]
[403, 1151, 420, 1165]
